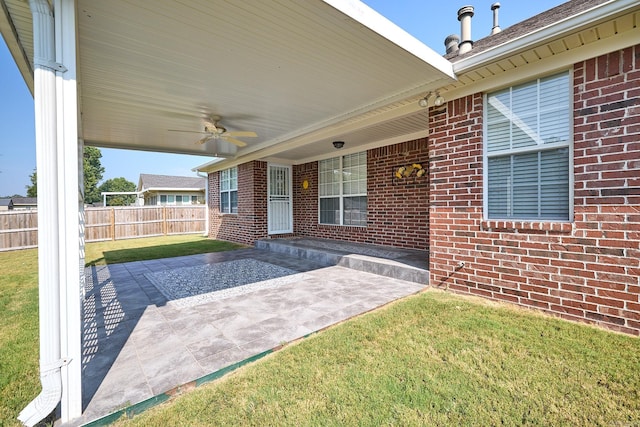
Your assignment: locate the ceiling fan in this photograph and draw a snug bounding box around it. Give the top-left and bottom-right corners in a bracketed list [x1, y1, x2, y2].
[169, 115, 257, 147]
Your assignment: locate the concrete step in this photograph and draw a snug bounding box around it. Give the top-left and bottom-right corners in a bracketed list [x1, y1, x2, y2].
[255, 238, 429, 285]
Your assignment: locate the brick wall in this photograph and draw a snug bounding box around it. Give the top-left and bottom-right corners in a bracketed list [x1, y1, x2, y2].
[429, 45, 640, 335]
[209, 161, 268, 245]
[292, 139, 430, 249]
[210, 139, 430, 249]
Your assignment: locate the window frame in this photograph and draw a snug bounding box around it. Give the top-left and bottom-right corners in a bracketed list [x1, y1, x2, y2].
[219, 167, 238, 214]
[318, 152, 367, 227]
[482, 70, 574, 222]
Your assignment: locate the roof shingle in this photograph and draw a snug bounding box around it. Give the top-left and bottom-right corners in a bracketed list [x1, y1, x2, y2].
[138, 174, 205, 191]
[446, 0, 610, 61]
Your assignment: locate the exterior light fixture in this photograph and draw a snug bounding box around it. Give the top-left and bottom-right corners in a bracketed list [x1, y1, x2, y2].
[418, 91, 445, 108]
[333, 140, 345, 149]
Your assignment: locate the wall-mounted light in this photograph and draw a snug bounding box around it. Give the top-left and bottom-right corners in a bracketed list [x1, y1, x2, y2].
[418, 91, 445, 108]
[333, 140, 345, 149]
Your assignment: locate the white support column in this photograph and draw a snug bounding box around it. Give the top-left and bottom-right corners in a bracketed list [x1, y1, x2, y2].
[19, 0, 83, 425]
[54, 0, 83, 421]
[19, 1, 63, 425]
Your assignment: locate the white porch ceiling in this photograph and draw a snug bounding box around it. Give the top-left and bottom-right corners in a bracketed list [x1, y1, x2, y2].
[1, 0, 456, 170]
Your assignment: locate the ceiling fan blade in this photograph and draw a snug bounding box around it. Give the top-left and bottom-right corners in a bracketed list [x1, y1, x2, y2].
[222, 136, 248, 147]
[223, 131, 257, 138]
[196, 136, 212, 145]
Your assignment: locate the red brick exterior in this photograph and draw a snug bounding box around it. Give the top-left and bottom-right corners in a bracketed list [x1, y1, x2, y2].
[209, 139, 430, 250]
[292, 139, 430, 249]
[209, 161, 268, 245]
[429, 45, 640, 335]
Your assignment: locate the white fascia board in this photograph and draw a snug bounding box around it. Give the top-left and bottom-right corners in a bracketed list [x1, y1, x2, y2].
[322, 0, 455, 80]
[454, 0, 640, 73]
[193, 158, 226, 173]
[0, 0, 34, 94]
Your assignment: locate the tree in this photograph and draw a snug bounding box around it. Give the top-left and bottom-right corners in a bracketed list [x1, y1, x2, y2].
[83, 147, 105, 204]
[99, 177, 137, 206]
[26, 147, 106, 203]
[26, 169, 37, 197]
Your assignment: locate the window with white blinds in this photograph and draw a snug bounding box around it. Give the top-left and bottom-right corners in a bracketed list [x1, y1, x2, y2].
[220, 167, 238, 214]
[484, 71, 572, 221]
[319, 152, 367, 226]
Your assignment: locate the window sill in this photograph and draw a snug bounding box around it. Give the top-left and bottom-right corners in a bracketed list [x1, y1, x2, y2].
[481, 220, 573, 233]
[319, 223, 367, 228]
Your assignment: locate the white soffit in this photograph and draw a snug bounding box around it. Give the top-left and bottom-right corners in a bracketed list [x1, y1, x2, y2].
[71, 0, 455, 163]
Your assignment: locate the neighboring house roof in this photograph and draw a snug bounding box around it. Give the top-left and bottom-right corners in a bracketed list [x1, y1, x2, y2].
[137, 174, 206, 192]
[11, 197, 38, 206]
[0, 199, 13, 207]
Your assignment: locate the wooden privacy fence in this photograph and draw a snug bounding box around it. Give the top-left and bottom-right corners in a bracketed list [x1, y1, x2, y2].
[0, 206, 207, 251]
[0, 210, 38, 251]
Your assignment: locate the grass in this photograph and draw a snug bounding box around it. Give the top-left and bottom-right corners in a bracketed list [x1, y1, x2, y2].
[113, 291, 640, 427]
[84, 234, 244, 266]
[0, 248, 40, 427]
[0, 235, 243, 426]
[2, 236, 639, 426]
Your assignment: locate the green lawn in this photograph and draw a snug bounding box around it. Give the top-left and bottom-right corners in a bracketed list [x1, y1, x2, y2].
[84, 234, 244, 266]
[1, 237, 639, 426]
[113, 291, 640, 426]
[0, 235, 243, 426]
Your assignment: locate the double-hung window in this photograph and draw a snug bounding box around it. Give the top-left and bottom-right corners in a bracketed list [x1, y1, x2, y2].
[319, 152, 367, 226]
[485, 71, 572, 221]
[220, 167, 238, 214]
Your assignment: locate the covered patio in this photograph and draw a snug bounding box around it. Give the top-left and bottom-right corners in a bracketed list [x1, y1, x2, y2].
[1, 0, 453, 424]
[78, 239, 427, 425]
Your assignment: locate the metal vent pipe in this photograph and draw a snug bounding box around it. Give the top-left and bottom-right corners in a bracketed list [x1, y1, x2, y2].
[491, 2, 502, 35]
[458, 5, 474, 55]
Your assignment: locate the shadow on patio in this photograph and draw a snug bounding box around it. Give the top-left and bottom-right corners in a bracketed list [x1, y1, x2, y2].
[78, 239, 428, 425]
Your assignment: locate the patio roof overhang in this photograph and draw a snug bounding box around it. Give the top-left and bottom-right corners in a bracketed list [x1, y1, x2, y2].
[0, 4, 454, 422]
[2, 0, 456, 173]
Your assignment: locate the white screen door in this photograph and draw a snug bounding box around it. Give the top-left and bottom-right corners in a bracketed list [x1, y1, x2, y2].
[268, 164, 292, 234]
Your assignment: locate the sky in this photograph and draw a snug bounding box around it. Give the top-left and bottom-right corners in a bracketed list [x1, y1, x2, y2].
[0, 0, 565, 197]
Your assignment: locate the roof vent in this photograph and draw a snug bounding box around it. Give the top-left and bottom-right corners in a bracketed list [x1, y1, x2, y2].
[457, 5, 474, 55]
[445, 34, 460, 55]
[490, 2, 502, 35]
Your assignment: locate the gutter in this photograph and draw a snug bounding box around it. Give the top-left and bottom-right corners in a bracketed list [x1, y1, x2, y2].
[18, 0, 64, 425]
[453, 0, 640, 73]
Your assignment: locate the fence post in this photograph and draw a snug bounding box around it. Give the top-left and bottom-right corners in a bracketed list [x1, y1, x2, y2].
[163, 206, 167, 235]
[110, 207, 115, 240]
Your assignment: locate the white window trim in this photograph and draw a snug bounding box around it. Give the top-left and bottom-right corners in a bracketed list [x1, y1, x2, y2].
[318, 152, 367, 226]
[482, 70, 574, 222]
[220, 167, 238, 214]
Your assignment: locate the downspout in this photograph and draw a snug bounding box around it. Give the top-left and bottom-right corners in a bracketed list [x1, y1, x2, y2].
[18, 0, 64, 425]
[197, 172, 209, 237]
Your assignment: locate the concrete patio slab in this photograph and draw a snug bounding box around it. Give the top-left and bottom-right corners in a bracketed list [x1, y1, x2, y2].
[75, 243, 427, 426]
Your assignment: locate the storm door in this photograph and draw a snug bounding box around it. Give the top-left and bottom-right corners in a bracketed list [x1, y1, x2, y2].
[268, 164, 292, 234]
